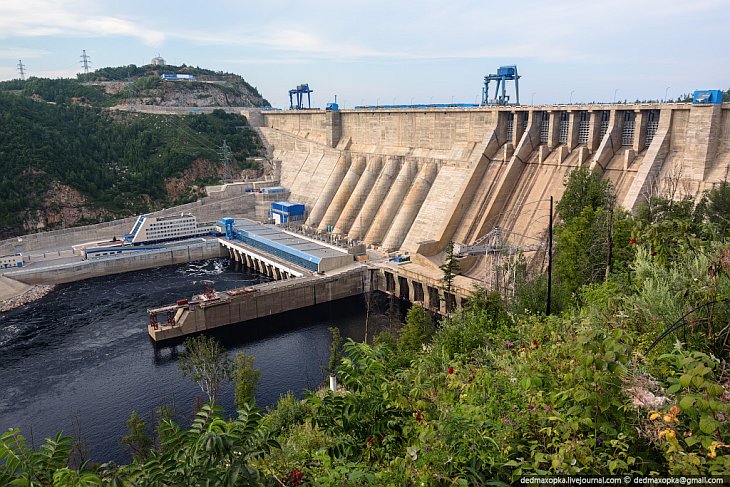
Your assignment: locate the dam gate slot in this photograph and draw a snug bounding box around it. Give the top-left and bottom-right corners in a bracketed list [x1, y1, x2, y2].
[622, 111, 636, 146]
[578, 111, 590, 144]
[412, 281, 424, 303]
[398, 276, 410, 301]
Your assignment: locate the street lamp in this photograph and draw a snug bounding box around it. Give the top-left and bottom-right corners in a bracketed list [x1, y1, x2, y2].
[410, 96, 414, 105]
[664, 86, 671, 103]
[531, 92, 536, 105]
[570, 90, 575, 104]
[429, 96, 434, 104]
[613, 89, 619, 104]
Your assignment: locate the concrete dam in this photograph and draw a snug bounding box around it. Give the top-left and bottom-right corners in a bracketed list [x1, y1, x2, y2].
[246, 102, 730, 277]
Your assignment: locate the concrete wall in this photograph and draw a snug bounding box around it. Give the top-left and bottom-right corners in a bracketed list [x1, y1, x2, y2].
[5, 240, 225, 285]
[255, 103, 730, 265]
[0, 186, 258, 256]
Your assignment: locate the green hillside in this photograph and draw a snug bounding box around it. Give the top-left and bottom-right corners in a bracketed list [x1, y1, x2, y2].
[0, 89, 264, 238]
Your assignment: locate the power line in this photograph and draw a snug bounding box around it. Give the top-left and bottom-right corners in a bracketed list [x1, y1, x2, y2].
[79, 50, 92, 82]
[17, 60, 26, 80]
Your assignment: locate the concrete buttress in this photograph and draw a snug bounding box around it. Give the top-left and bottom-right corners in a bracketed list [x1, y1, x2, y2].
[317, 155, 367, 232]
[306, 153, 351, 227]
[347, 156, 400, 241]
[365, 158, 416, 245]
[381, 161, 438, 251]
[332, 156, 383, 235]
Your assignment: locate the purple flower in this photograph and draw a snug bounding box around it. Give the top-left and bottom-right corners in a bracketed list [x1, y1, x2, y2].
[498, 386, 504, 393]
[529, 405, 535, 412]
[544, 405, 551, 413]
[505, 340, 514, 348]
[597, 437, 603, 446]
[504, 418, 511, 425]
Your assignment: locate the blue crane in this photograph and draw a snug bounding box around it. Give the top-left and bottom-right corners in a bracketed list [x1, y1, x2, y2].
[481, 65, 520, 106]
[289, 83, 313, 110]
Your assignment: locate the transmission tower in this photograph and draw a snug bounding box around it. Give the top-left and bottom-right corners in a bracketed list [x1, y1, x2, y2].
[126, 70, 134, 107]
[220, 139, 232, 183]
[79, 50, 92, 81]
[17, 60, 26, 80]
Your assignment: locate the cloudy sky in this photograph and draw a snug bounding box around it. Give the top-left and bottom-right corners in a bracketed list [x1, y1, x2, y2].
[0, 0, 727, 108]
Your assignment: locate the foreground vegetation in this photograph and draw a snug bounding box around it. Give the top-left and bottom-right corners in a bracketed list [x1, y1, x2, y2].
[1, 169, 729, 485]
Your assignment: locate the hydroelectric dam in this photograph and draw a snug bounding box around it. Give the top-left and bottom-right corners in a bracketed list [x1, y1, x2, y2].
[2, 101, 728, 340]
[243, 100, 729, 282]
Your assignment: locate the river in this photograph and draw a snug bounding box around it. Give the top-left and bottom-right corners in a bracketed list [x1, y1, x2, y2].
[0, 259, 396, 464]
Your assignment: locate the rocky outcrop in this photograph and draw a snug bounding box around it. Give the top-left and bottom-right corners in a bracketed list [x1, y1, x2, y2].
[0, 284, 55, 313]
[98, 77, 267, 108]
[24, 181, 114, 233]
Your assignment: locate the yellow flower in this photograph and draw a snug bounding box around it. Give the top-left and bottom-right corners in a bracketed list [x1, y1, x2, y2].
[649, 412, 661, 421]
[658, 429, 676, 441]
[708, 441, 726, 459]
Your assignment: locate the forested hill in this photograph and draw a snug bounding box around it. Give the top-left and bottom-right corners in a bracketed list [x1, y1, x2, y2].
[0, 63, 270, 108]
[0, 87, 265, 238]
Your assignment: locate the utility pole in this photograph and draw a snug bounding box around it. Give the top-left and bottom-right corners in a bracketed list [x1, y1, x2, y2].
[604, 202, 615, 282]
[17, 60, 26, 80]
[546, 196, 553, 316]
[220, 139, 232, 183]
[80, 50, 92, 82]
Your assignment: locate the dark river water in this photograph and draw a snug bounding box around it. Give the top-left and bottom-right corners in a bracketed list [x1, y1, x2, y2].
[0, 259, 396, 464]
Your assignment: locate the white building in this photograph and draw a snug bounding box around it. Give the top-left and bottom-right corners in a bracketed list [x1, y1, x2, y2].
[0, 254, 23, 269]
[125, 214, 217, 244]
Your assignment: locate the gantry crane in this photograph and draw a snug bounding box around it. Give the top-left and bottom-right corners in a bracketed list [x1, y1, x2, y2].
[289, 83, 313, 110]
[481, 65, 521, 106]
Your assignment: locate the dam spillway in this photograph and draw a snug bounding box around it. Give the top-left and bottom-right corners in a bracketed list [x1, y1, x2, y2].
[246, 102, 730, 275]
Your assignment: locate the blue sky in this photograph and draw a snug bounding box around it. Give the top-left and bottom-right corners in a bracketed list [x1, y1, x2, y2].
[1, 0, 728, 108]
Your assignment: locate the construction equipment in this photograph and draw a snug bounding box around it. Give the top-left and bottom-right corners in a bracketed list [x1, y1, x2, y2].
[481, 65, 520, 106]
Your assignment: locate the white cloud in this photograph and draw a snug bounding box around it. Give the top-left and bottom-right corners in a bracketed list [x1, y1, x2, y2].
[0, 1, 164, 46]
[0, 47, 49, 60]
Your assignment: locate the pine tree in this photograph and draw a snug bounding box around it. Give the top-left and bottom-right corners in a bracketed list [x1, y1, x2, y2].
[439, 240, 461, 293]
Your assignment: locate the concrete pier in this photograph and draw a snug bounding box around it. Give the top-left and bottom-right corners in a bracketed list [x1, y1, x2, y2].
[148, 267, 367, 341]
[147, 254, 479, 342]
